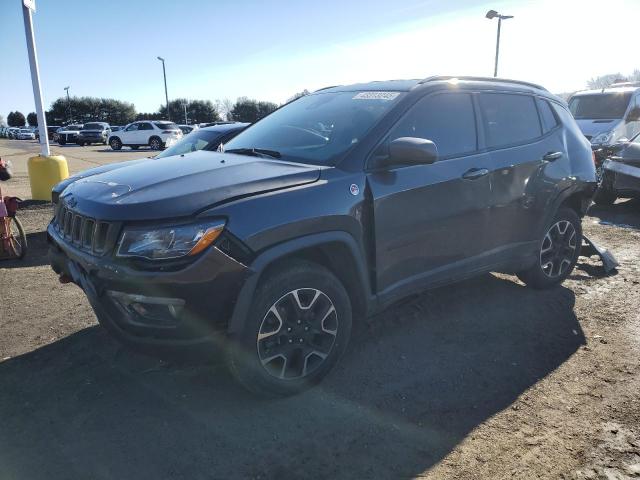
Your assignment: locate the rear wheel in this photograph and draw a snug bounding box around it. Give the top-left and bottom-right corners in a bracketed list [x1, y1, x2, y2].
[109, 137, 122, 151]
[227, 261, 352, 397]
[149, 136, 163, 150]
[517, 207, 582, 289]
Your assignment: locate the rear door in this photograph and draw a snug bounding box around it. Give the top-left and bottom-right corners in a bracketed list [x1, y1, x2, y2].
[367, 91, 493, 295]
[478, 92, 563, 256]
[137, 122, 154, 144]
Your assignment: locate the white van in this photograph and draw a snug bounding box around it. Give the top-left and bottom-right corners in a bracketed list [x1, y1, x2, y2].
[569, 82, 640, 147]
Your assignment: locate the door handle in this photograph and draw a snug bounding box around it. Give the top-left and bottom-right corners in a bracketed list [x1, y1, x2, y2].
[462, 168, 489, 180]
[543, 151, 563, 162]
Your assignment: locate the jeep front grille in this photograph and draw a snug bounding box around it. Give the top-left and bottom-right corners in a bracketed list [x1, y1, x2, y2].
[53, 203, 114, 254]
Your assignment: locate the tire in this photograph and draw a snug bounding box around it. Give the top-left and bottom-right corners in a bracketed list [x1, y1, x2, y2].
[77, 141, 84, 146]
[149, 136, 163, 150]
[227, 260, 352, 397]
[109, 137, 122, 151]
[517, 207, 582, 289]
[593, 171, 617, 206]
[58, 138, 66, 145]
[7, 216, 27, 260]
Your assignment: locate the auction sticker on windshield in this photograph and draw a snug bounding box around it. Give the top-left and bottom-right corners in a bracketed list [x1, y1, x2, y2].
[353, 92, 400, 101]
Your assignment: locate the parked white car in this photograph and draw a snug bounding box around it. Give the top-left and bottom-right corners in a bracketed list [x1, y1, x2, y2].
[16, 128, 36, 140]
[108, 120, 183, 150]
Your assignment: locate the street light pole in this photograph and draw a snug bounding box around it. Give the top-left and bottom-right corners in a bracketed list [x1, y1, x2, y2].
[486, 10, 513, 78]
[64, 86, 70, 123]
[182, 101, 188, 125]
[22, 0, 50, 156]
[157, 56, 170, 121]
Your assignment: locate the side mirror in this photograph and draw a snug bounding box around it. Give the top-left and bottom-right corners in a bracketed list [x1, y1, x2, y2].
[626, 107, 640, 122]
[379, 137, 438, 168]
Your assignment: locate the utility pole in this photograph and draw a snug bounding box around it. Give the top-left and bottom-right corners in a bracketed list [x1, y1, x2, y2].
[64, 86, 71, 123]
[486, 10, 514, 77]
[22, 0, 50, 156]
[157, 56, 170, 121]
[182, 101, 188, 124]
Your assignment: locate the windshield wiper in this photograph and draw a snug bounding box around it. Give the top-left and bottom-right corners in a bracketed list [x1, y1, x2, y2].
[225, 147, 281, 159]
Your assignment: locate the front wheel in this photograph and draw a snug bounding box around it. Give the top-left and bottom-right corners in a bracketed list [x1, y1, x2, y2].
[593, 171, 617, 206]
[227, 261, 352, 397]
[109, 137, 122, 151]
[5, 216, 27, 260]
[517, 207, 582, 289]
[58, 138, 66, 145]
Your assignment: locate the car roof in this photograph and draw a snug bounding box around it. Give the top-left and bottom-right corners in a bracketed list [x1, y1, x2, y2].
[200, 122, 250, 132]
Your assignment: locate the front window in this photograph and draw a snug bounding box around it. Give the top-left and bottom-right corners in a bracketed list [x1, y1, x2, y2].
[157, 129, 224, 158]
[569, 93, 632, 120]
[223, 91, 404, 165]
[83, 123, 105, 130]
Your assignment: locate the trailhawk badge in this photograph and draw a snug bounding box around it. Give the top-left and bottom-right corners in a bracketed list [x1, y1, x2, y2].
[350, 184, 360, 196]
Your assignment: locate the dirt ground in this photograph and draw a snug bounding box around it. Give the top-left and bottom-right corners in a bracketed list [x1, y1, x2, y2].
[0, 139, 639, 479]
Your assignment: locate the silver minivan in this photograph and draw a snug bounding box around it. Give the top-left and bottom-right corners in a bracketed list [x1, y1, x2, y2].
[569, 82, 640, 147]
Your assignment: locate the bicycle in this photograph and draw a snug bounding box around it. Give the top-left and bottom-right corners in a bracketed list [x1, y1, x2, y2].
[0, 158, 27, 260]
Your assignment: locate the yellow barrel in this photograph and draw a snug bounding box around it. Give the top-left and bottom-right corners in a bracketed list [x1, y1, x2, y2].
[27, 155, 69, 201]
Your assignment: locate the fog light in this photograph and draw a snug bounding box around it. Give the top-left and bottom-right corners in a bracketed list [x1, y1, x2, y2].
[107, 291, 185, 327]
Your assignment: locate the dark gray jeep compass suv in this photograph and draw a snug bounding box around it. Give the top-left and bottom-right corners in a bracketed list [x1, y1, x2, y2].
[49, 76, 596, 396]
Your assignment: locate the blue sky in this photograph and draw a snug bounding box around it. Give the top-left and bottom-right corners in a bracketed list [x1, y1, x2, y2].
[2, 0, 640, 119]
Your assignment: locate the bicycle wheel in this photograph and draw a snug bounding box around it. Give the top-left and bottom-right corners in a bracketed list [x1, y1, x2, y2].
[7, 216, 27, 259]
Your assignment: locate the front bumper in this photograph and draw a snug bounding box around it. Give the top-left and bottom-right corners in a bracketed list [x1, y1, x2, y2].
[78, 135, 106, 143]
[48, 222, 251, 357]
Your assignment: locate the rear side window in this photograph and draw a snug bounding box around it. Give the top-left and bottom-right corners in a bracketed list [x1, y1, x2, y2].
[139, 123, 153, 131]
[388, 93, 477, 158]
[479, 93, 542, 148]
[538, 99, 559, 133]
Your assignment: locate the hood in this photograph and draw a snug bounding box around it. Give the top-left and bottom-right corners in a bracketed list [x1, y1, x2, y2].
[59, 129, 81, 134]
[53, 158, 149, 195]
[575, 119, 622, 137]
[79, 129, 105, 134]
[61, 150, 321, 221]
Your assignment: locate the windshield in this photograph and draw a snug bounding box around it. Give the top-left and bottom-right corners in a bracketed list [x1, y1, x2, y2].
[569, 93, 632, 119]
[83, 123, 105, 130]
[157, 130, 225, 158]
[154, 121, 180, 131]
[224, 91, 403, 165]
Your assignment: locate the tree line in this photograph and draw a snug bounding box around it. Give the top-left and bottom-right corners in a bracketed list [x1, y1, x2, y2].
[4, 95, 281, 127]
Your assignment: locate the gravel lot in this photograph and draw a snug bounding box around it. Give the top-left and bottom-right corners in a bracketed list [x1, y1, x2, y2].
[0, 139, 639, 479]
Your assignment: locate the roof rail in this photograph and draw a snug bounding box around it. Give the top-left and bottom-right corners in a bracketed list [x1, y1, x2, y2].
[314, 85, 341, 92]
[608, 81, 640, 88]
[418, 75, 547, 91]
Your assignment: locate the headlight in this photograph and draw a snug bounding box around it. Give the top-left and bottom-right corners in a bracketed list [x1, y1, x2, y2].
[591, 131, 613, 145]
[117, 220, 225, 260]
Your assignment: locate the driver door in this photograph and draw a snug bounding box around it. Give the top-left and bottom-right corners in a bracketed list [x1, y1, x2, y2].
[120, 123, 139, 145]
[367, 92, 493, 296]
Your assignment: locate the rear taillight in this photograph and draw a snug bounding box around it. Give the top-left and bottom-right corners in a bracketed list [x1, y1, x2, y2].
[592, 151, 597, 164]
[162, 130, 176, 134]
